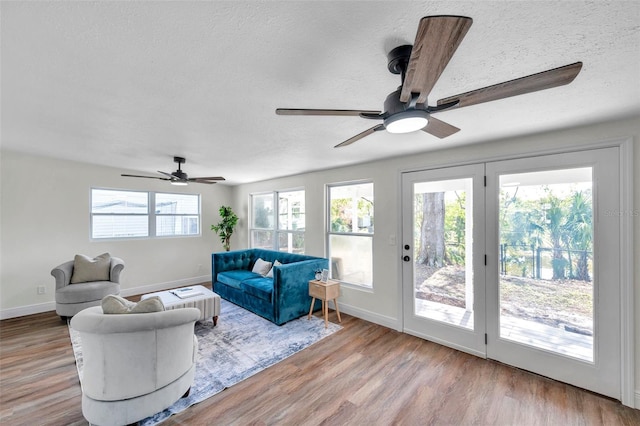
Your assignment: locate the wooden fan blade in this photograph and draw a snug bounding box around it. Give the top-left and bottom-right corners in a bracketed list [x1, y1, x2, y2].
[334, 124, 385, 148]
[121, 174, 170, 181]
[400, 16, 473, 104]
[421, 116, 461, 139]
[437, 62, 583, 109]
[276, 108, 381, 116]
[189, 176, 225, 181]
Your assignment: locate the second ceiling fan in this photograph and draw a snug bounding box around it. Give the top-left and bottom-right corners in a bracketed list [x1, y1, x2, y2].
[121, 156, 225, 185]
[276, 15, 582, 148]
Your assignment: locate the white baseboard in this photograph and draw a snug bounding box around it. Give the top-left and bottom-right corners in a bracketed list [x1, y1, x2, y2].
[0, 275, 211, 320]
[333, 301, 400, 331]
[0, 301, 56, 320]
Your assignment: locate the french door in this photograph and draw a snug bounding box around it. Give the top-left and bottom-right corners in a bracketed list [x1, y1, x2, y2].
[401, 164, 486, 356]
[402, 147, 621, 399]
[485, 148, 620, 398]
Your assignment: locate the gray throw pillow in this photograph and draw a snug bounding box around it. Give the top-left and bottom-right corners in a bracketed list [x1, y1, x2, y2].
[70, 252, 111, 284]
[102, 294, 165, 314]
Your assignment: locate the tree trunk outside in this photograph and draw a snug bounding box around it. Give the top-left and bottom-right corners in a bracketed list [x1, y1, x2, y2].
[552, 243, 566, 280]
[566, 248, 574, 278]
[418, 192, 445, 267]
[576, 252, 590, 281]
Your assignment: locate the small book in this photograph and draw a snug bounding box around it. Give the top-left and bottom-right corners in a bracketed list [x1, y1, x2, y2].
[171, 287, 203, 299]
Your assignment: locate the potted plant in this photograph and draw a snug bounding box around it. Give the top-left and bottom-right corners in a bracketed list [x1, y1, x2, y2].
[211, 206, 238, 251]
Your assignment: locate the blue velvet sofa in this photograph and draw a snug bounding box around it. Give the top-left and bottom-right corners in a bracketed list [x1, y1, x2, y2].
[211, 249, 328, 325]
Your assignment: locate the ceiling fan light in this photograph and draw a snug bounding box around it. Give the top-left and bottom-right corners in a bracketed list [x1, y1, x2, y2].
[384, 110, 429, 134]
[170, 181, 188, 186]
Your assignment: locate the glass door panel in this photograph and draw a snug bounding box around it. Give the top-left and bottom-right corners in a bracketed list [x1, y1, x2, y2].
[498, 168, 593, 361]
[413, 178, 474, 330]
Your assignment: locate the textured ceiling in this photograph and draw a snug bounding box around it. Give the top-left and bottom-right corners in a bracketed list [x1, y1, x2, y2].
[2, 1, 639, 185]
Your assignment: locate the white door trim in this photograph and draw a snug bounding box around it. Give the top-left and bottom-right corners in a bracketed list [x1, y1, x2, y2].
[618, 139, 635, 408]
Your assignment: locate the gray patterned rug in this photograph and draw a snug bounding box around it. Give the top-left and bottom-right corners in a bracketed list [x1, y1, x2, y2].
[69, 299, 341, 425]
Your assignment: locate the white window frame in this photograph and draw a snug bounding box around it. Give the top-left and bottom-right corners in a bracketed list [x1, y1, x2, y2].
[154, 192, 201, 237]
[249, 189, 305, 253]
[327, 180, 374, 288]
[90, 188, 201, 240]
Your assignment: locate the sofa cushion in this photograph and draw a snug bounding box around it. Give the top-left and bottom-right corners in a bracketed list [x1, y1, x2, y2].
[251, 258, 272, 276]
[217, 270, 262, 289]
[56, 280, 120, 304]
[71, 253, 111, 284]
[240, 277, 274, 302]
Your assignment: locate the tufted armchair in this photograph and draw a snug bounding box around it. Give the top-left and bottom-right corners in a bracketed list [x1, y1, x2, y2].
[52, 255, 124, 318]
[70, 305, 199, 426]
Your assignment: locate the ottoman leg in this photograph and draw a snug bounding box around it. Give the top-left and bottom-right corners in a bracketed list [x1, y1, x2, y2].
[213, 316, 218, 326]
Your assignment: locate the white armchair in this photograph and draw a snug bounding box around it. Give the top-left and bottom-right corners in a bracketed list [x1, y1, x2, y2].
[70, 306, 200, 426]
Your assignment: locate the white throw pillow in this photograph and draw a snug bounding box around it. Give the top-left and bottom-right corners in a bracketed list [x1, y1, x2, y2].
[130, 297, 165, 313]
[265, 260, 282, 278]
[70, 252, 111, 284]
[102, 294, 165, 314]
[251, 258, 272, 277]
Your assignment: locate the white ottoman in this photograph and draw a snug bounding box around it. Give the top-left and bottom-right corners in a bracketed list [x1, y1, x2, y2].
[141, 285, 221, 325]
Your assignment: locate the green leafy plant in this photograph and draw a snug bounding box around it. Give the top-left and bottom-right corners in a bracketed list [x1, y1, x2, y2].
[211, 206, 238, 251]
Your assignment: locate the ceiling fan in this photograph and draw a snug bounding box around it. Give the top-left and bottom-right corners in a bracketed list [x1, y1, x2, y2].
[276, 15, 582, 148]
[121, 156, 225, 185]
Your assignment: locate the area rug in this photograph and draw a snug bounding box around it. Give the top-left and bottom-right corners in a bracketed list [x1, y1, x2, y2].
[68, 299, 342, 425]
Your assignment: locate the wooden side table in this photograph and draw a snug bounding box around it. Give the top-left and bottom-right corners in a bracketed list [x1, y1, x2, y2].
[308, 279, 341, 328]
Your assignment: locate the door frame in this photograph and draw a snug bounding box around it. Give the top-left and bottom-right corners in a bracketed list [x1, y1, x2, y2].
[397, 138, 634, 407]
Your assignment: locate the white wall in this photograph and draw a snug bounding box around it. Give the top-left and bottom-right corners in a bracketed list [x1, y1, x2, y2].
[1, 116, 638, 405]
[0, 151, 233, 317]
[231, 116, 639, 406]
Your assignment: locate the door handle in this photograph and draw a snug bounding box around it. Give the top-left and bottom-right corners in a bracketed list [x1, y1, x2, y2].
[403, 255, 410, 262]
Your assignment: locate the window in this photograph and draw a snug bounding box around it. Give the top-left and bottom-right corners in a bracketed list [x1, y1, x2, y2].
[91, 188, 200, 239]
[251, 193, 275, 249]
[277, 190, 305, 253]
[155, 193, 200, 236]
[328, 182, 374, 287]
[250, 190, 305, 253]
[91, 189, 149, 239]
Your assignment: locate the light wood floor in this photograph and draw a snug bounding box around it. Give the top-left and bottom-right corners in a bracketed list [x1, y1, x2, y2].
[1, 296, 639, 425]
